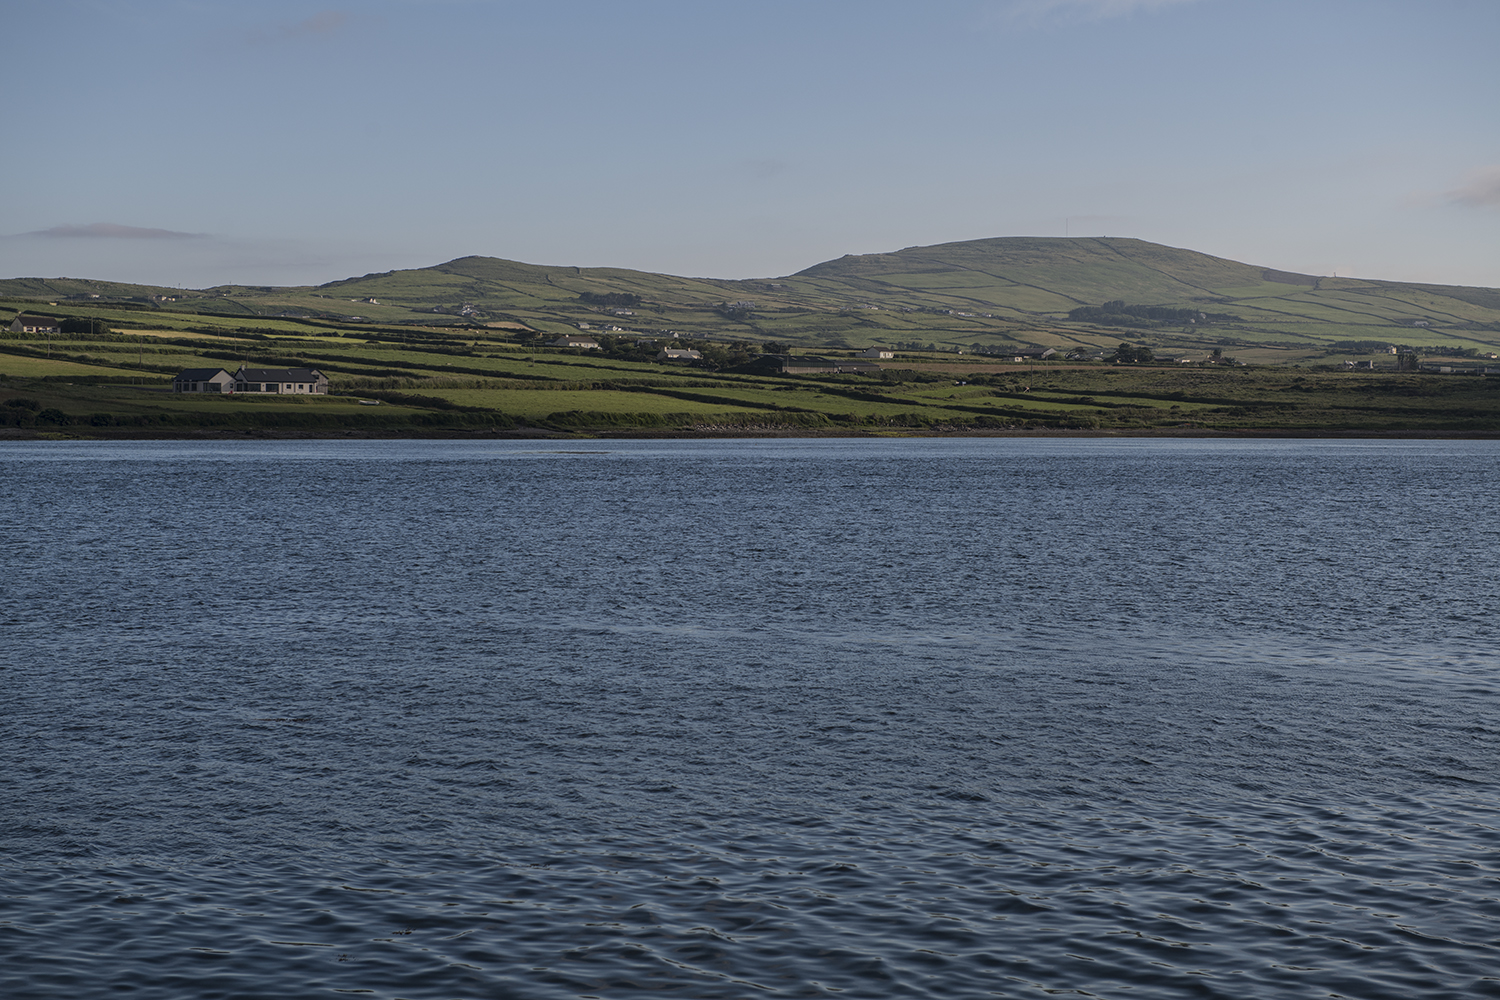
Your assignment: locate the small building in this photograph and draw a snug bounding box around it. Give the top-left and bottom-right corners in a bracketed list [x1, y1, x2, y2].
[173, 368, 236, 393]
[742, 355, 883, 375]
[657, 348, 702, 361]
[859, 347, 895, 359]
[233, 366, 329, 394]
[549, 335, 600, 349]
[9, 314, 62, 335]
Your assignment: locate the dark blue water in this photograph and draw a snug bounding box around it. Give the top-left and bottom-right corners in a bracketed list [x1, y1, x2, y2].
[2, 439, 1498, 999]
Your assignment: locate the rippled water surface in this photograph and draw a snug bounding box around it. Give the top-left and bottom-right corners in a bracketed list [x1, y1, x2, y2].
[2, 438, 1498, 999]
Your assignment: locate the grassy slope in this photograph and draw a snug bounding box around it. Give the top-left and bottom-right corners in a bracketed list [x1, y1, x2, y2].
[3, 238, 1499, 437]
[7, 238, 1497, 363]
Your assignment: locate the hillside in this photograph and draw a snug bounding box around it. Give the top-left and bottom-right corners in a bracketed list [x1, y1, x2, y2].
[4, 237, 1499, 364]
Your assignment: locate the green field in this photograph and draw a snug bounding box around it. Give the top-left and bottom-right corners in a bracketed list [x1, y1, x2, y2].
[6, 236, 1499, 365]
[0, 354, 152, 378]
[4, 340, 1498, 436]
[3, 237, 1499, 437]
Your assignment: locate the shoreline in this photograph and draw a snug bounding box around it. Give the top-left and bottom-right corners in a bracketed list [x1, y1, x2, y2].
[6, 426, 1500, 442]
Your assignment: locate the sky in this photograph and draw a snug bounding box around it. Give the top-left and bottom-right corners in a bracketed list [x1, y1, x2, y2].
[2, 0, 1497, 289]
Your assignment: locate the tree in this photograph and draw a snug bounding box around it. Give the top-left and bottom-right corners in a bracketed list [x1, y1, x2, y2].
[1111, 342, 1154, 364]
[61, 318, 112, 336]
[577, 292, 641, 308]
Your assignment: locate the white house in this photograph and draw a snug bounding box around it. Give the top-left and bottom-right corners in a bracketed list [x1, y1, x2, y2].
[172, 368, 236, 393]
[9, 314, 62, 335]
[657, 348, 702, 361]
[232, 366, 329, 394]
[859, 347, 895, 359]
[1005, 348, 1058, 362]
[549, 335, 600, 349]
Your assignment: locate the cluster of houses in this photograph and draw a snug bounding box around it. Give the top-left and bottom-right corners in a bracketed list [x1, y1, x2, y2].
[542, 334, 1085, 368]
[172, 366, 329, 394]
[548, 334, 703, 361]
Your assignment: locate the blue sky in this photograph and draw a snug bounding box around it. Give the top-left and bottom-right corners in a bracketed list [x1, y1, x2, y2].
[3, 0, 1496, 288]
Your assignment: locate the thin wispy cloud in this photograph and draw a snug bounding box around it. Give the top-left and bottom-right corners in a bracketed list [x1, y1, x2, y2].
[1005, 0, 1203, 26]
[1447, 165, 1500, 209]
[744, 158, 790, 181]
[249, 10, 352, 44]
[26, 223, 206, 240]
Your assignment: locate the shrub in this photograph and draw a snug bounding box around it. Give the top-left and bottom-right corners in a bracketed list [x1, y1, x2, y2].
[37, 408, 70, 424]
[4, 397, 40, 411]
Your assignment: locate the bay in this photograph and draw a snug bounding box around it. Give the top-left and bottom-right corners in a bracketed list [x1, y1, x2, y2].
[2, 438, 1497, 998]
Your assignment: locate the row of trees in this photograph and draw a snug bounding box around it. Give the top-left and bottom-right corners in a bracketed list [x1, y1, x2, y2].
[1071, 301, 1241, 327]
[1111, 342, 1155, 364]
[576, 292, 641, 308]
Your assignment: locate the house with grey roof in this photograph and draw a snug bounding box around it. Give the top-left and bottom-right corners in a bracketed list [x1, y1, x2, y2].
[232, 366, 329, 394]
[741, 355, 883, 375]
[9, 314, 62, 335]
[172, 368, 236, 393]
[548, 335, 600, 349]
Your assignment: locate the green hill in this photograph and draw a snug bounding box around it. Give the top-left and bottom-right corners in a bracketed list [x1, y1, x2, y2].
[5, 237, 1499, 364]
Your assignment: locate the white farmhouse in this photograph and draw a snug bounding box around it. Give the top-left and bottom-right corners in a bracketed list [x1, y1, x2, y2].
[549, 335, 601, 349]
[232, 366, 329, 394]
[9, 314, 62, 335]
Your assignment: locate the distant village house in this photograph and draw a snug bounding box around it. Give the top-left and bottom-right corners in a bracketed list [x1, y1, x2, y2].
[859, 347, 895, 359]
[657, 348, 702, 361]
[745, 355, 883, 375]
[549, 335, 600, 349]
